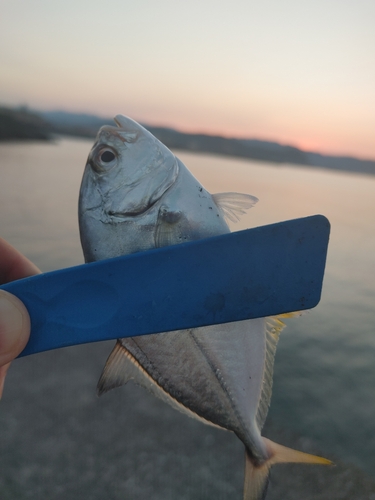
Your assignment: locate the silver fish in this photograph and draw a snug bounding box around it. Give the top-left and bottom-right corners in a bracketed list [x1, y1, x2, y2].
[78, 115, 331, 500]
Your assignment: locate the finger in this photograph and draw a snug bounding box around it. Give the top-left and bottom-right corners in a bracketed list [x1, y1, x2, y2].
[0, 290, 31, 363]
[0, 291, 31, 399]
[0, 238, 41, 284]
[0, 362, 11, 399]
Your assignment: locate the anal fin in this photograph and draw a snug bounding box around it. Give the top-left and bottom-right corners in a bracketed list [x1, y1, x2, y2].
[97, 340, 134, 395]
[97, 340, 223, 430]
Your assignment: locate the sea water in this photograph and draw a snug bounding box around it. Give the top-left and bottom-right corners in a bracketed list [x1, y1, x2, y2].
[0, 137, 374, 477]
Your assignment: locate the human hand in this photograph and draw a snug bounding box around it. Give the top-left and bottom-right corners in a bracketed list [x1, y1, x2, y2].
[0, 238, 40, 398]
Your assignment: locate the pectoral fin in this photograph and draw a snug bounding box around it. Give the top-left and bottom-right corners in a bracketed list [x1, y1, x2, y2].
[212, 192, 258, 223]
[154, 205, 184, 248]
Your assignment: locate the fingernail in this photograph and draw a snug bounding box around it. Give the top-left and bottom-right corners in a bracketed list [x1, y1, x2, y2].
[0, 291, 30, 364]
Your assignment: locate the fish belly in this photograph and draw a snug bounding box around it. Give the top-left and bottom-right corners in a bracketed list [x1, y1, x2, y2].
[120, 318, 268, 459]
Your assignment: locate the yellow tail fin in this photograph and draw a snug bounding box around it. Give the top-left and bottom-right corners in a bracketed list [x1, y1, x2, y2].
[243, 451, 270, 500]
[243, 439, 332, 500]
[264, 437, 333, 466]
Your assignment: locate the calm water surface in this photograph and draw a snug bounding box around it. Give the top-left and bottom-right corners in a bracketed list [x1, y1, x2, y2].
[1, 138, 374, 475]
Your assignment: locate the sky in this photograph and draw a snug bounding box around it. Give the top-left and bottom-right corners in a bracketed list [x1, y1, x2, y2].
[1, 0, 374, 159]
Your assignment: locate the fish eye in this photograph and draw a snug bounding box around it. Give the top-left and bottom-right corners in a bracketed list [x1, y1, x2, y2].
[100, 150, 116, 163]
[91, 147, 118, 172]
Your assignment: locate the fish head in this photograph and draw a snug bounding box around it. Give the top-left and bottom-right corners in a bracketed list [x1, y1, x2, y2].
[79, 115, 179, 260]
[82, 115, 179, 218]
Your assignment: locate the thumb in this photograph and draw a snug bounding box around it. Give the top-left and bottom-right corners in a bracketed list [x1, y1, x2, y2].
[0, 290, 31, 397]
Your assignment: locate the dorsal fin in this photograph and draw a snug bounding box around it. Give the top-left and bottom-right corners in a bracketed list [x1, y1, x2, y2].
[212, 192, 258, 223]
[255, 312, 303, 430]
[255, 317, 286, 430]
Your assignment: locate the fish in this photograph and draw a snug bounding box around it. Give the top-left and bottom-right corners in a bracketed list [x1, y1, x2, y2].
[78, 115, 331, 499]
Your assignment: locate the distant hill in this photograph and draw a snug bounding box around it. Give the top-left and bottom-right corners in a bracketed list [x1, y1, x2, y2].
[39, 110, 113, 137]
[0, 106, 52, 141]
[1, 106, 374, 176]
[39, 110, 375, 176]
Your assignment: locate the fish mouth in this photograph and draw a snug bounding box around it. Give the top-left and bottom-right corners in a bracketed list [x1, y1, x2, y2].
[106, 210, 143, 218]
[106, 199, 158, 219]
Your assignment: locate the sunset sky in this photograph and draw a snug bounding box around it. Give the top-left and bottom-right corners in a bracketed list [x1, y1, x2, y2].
[1, 0, 374, 159]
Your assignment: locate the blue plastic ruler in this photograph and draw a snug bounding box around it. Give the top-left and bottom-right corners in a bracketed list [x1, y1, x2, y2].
[0, 215, 330, 357]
